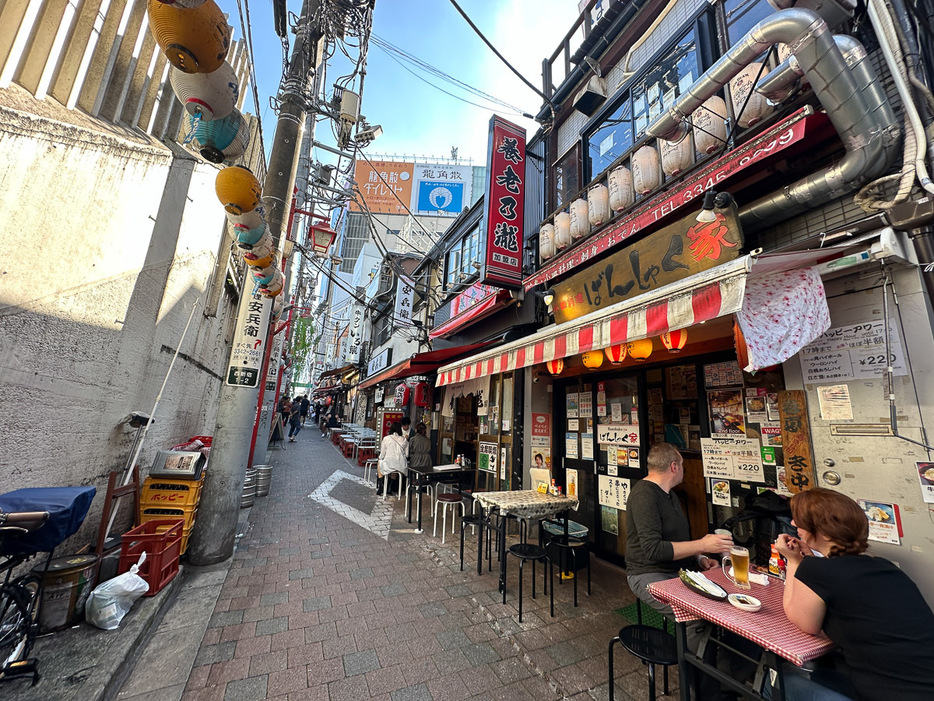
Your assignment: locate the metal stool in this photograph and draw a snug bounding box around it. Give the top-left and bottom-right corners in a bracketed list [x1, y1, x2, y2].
[608, 601, 677, 701]
[504, 543, 551, 622]
[363, 458, 378, 483]
[459, 512, 484, 571]
[433, 492, 463, 544]
[546, 537, 591, 607]
[381, 472, 405, 499]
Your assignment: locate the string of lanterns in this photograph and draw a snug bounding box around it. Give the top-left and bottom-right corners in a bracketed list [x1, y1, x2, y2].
[546, 328, 689, 375]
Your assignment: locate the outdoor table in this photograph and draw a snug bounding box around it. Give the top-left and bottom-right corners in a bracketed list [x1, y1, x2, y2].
[649, 569, 834, 700]
[473, 490, 579, 592]
[405, 464, 476, 533]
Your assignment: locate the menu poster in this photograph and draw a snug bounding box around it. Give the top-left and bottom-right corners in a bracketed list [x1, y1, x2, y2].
[710, 478, 731, 506]
[531, 412, 552, 470]
[630, 410, 640, 425]
[704, 361, 744, 388]
[628, 447, 640, 468]
[566, 432, 579, 459]
[761, 423, 783, 446]
[581, 434, 594, 460]
[745, 389, 768, 424]
[667, 365, 698, 400]
[799, 321, 907, 384]
[701, 435, 765, 482]
[616, 447, 628, 468]
[597, 403, 607, 417]
[598, 474, 631, 510]
[917, 462, 934, 504]
[566, 468, 579, 498]
[580, 393, 593, 417]
[568, 419, 579, 432]
[679, 407, 692, 424]
[597, 390, 607, 406]
[708, 390, 746, 434]
[598, 423, 641, 446]
[567, 392, 579, 418]
[766, 393, 780, 421]
[649, 388, 664, 421]
[501, 447, 508, 481]
[606, 447, 618, 476]
[761, 446, 776, 466]
[859, 499, 902, 545]
[478, 442, 497, 473]
[817, 384, 854, 421]
[601, 505, 620, 535]
[611, 403, 622, 423]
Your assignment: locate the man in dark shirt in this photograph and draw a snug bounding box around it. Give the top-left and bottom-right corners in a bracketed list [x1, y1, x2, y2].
[626, 443, 732, 615]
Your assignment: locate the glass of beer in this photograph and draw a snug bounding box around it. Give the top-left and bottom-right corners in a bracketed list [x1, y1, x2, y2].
[722, 545, 751, 589]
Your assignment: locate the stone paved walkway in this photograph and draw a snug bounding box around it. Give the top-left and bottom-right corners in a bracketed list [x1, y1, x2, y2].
[175, 428, 663, 700]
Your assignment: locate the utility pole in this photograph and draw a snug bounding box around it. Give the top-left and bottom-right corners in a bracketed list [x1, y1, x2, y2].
[188, 0, 323, 565]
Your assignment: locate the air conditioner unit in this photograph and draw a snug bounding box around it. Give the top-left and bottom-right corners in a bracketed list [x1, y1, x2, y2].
[573, 75, 607, 117]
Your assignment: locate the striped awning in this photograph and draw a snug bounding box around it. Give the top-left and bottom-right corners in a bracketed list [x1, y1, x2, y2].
[435, 249, 841, 387]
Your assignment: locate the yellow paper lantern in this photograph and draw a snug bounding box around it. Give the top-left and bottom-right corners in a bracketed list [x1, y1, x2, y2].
[546, 359, 564, 376]
[581, 351, 604, 369]
[627, 338, 653, 362]
[216, 165, 261, 215]
[148, 0, 231, 74]
[661, 329, 689, 353]
[604, 344, 627, 365]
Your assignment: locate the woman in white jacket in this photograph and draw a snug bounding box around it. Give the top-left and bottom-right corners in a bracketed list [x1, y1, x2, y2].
[377, 421, 409, 495]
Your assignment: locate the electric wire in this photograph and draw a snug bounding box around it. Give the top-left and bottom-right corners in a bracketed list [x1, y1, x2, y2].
[236, 0, 267, 167]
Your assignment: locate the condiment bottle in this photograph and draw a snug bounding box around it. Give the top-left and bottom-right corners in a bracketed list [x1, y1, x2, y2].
[769, 544, 781, 576]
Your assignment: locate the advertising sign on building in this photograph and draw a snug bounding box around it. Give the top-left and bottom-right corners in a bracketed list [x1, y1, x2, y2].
[226, 289, 272, 387]
[480, 116, 526, 290]
[368, 348, 392, 376]
[394, 275, 415, 325]
[265, 331, 284, 392]
[350, 160, 414, 214]
[412, 163, 472, 216]
[342, 304, 364, 364]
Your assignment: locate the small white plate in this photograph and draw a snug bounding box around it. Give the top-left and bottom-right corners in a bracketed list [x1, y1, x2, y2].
[728, 593, 762, 612]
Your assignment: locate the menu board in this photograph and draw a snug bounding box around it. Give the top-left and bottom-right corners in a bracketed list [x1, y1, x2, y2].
[598, 474, 631, 509]
[700, 435, 765, 482]
[667, 365, 698, 400]
[704, 361, 744, 388]
[798, 321, 907, 384]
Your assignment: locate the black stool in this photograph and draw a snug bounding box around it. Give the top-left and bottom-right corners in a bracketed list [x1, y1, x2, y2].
[546, 537, 591, 607]
[608, 601, 677, 701]
[459, 512, 484, 571]
[503, 543, 551, 622]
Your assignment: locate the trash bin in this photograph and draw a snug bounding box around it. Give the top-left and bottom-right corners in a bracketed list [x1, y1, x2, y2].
[34, 554, 98, 633]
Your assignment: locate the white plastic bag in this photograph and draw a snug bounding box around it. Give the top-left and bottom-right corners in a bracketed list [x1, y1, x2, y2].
[85, 552, 150, 630]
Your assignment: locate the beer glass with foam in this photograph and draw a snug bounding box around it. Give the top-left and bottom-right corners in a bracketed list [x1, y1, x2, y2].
[722, 545, 750, 589]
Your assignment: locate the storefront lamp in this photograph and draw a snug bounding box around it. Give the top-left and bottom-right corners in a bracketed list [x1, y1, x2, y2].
[581, 351, 604, 369]
[661, 329, 688, 353]
[309, 223, 337, 256]
[627, 338, 653, 362]
[604, 343, 627, 364]
[546, 359, 564, 376]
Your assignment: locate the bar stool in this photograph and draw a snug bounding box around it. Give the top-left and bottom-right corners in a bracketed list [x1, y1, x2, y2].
[363, 458, 379, 483]
[608, 600, 677, 701]
[381, 471, 405, 499]
[433, 492, 463, 544]
[503, 543, 551, 622]
[459, 511, 484, 570]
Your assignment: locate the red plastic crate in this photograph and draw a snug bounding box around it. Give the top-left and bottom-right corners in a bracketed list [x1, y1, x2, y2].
[118, 519, 183, 596]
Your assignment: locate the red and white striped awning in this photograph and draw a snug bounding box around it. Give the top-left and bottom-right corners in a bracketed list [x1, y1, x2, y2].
[436, 249, 842, 387]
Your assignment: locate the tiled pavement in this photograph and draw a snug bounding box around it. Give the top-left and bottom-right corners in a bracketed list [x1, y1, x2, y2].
[151, 428, 670, 700]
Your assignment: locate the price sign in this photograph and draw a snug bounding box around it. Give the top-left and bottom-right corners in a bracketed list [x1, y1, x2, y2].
[701, 435, 765, 482]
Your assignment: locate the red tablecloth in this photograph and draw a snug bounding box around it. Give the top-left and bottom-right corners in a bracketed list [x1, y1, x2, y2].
[649, 569, 833, 667]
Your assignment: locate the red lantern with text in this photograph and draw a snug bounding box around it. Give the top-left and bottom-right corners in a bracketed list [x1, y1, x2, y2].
[394, 384, 410, 407]
[581, 351, 604, 369]
[546, 359, 564, 376]
[627, 338, 653, 362]
[661, 329, 688, 353]
[604, 344, 627, 364]
[413, 382, 431, 408]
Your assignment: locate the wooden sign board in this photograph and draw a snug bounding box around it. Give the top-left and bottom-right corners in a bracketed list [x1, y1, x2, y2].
[778, 390, 816, 493]
[552, 206, 743, 324]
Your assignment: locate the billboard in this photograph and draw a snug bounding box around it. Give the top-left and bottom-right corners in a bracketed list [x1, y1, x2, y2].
[351, 160, 414, 214]
[480, 116, 526, 290]
[412, 163, 472, 216]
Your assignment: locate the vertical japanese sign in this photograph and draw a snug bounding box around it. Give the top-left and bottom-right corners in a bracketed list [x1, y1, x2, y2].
[778, 390, 815, 493]
[343, 304, 364, 364]
[226, 289, 272, 387]
[394, 275, 415, 325]
[481, 116, 526, 290]
[265, 331, 284, 392]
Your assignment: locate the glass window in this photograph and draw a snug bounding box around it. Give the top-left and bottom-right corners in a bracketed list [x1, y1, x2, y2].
[724, 0, 773, 45]
[462, 226, 480, 276]
[554, 144, 581, 210]
[445, 247, 461, 290]
[588, 97, 633, 180]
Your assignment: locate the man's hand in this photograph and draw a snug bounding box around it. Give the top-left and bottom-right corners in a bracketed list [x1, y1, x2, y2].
[698, 555, 718, 571]
[699, 532, 733, 554]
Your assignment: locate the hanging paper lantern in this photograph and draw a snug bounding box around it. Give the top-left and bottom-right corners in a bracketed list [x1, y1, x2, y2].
[604, 343, 627, 365]
[154, 0, 206, 7]
[227, 203, 265, 230]
[734, 319, 750, 371]
[147, 0, 231, 74]
[182, 109, 250, 163]
[608, 165, 634, 212]
[243, 238, 276, 269]
[693, 95, 728, 155]
[554, 212, 572, 250]
[569, 198, 590, 240]
[588, 184, 610, 227]
[631, 145, 660, 195]
[660, 135, 694, 177]
[581, 351, 604, 369]
[627, 338, 653, 362]
[539, 223, 555, 262]
[661, 329, 688, 353]
[730, 63, 773, 128]
[251, 264, 277, 286]
[216, 165, 261, 215]
[259, 269, 284, 297]
[234, 222, 267, 249]
[546, 359, 564, 376]
[169, 61, 238, 120]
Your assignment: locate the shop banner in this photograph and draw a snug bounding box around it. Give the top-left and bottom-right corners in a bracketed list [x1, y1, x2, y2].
[481, 115, 526, 290]
[350, 160, 414, 214]
[226, 289, 272, 387]
[778, 390, 815, 493]
[394, 275, 415, 326]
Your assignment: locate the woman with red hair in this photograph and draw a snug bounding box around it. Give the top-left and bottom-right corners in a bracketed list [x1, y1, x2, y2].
[775, 488, 934, 700]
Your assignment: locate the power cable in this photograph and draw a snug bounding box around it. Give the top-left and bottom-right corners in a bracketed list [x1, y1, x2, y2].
[236, 0, 267, 166]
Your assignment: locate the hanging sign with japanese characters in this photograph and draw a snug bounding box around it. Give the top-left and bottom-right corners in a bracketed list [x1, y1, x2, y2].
[342, 304, 364, 364]
[226, 289, 272, 387]
[265, 331, 284, 393]
[480, 115, 526, 290]
[598, 475, 631, 510]
[779, 390, 815, 493]
[552, 206, 743, 324]
[394, 275, 415, 325]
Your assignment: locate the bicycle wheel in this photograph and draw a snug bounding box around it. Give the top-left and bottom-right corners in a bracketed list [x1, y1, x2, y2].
[0, 584, 34, 677]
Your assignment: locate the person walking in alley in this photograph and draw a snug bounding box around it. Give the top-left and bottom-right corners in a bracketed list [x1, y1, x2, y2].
[300, 395, 310, 424]
[288, 396, 303, 442]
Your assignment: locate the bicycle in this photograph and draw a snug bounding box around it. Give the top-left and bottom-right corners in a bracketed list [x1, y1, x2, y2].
[0, 486, 96, 687]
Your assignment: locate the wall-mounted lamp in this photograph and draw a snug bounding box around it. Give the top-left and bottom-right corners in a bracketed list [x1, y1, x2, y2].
[696, 191, 732, 223]
[542, 288, 555, 307]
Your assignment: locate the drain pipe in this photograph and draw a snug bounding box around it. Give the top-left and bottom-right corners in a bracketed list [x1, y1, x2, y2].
[646, 8, 899, 229]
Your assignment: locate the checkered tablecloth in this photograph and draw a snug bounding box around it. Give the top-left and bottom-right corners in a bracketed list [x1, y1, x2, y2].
[649, 569, 834, 666]
[474, 490, 579, 520]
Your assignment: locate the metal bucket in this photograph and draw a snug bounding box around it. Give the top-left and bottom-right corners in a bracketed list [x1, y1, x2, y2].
[241, 474, 256, 508]
[33, 554, 98, 633]
[255, 465, 272, 497]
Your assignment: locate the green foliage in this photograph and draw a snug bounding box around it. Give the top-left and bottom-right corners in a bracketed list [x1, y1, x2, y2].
[291, 315, 316, 384]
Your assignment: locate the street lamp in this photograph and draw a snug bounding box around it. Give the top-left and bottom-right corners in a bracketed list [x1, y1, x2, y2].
[309, 222, 337, 256]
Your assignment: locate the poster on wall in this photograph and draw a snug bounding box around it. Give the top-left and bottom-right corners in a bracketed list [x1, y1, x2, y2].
[799, 321, 908, 384]
[568, 419, 579, 432]
[531, 413, 552, 471]
[579, 393, 593, 417]
[566, 432, 579, 459]
[859, 499, 902, 545]
[501, 447, 507, 480]
[704, 361, 744, 388]
[701, 435, 765, 482]
[601, 505, 619, 535]
[917, 462, 934, 504]
[710, 479, 731, 506]
[611, 403, 622, 423]
[581, 434, 594, 460]
[607, 447, 618, 476]
[745, 389, 768, 424]
[598, 474, 631, 510]
[708, 390, 746, 434]
[816, 384, 853, 421]
[567, 392, 579, 418]
[479, 442, 498, 473]
[566, 468, 579, 498]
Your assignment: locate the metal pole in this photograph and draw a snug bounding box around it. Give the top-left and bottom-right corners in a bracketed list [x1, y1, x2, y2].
[188, 0, 323, 565]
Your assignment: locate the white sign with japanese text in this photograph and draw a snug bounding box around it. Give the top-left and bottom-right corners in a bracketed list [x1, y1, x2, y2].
[701, 435, 765, 482]
[799, 321, 907, 384]
[597, 424, 641, 446]
[394, 275, 415, 325]
[598, 475, 631, 510]
[226, 289, 272, 387]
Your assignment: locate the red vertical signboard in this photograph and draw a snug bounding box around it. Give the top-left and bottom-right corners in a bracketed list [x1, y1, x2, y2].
[481, 116, 526, 290]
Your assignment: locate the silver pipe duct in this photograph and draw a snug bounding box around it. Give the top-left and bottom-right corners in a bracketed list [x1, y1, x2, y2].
[646, 8, 900, 229]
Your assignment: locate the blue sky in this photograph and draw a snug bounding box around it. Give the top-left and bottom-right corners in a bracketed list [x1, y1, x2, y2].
[217, 0, 581, 166]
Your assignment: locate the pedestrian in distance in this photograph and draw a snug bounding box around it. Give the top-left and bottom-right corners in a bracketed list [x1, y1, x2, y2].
[300, 395, 310, 424]
[401, 416, 411, 441]
[288, 396, 302, 442]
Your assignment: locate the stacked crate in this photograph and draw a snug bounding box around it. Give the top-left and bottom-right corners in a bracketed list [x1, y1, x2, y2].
[138, 475, 205, 554]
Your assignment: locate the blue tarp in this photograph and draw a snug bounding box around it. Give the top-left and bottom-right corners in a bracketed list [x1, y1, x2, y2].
[0, 486, 96, 555]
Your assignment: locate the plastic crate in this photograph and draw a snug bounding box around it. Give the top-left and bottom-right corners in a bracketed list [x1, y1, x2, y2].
[118, 519, 183, 596]
[140, 476, 204, 507]
[140, 505, 198, 530]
